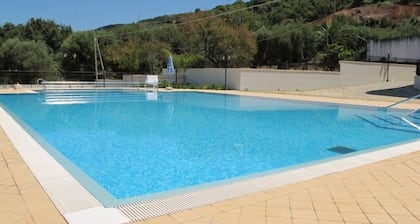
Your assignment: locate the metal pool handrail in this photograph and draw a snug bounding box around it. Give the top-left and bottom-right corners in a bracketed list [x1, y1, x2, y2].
[382, 94, 420, 131]
[383, 94, 420, 110]
[401, 109, 420, 131]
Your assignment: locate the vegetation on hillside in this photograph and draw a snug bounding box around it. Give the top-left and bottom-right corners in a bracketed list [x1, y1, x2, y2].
[0, 0, 419, 83]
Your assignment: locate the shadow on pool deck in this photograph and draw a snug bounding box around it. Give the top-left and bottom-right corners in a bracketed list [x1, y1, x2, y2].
[366, 85, 420, 98]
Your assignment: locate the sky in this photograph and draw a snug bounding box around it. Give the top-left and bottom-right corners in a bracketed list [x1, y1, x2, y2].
[1, 0, 237, 31]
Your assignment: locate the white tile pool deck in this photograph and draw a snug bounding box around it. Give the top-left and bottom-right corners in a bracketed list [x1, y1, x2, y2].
[0, 86, 419, 224]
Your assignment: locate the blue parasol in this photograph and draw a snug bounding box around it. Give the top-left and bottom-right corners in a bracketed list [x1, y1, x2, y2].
[167, 54, 175, 75]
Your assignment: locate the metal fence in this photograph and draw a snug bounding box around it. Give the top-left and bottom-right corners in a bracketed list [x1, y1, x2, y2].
[0, 70, 99, 84]
[366, 56, 420, 64]
[0, 70, 186, 90]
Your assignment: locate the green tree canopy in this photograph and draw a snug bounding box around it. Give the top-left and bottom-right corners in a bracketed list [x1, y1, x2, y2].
[0, 38, 59, 81]
[179, 12, 257, 68]
[24, 18, 72, 52]
[0, 38, 57, 71]
[106, 38, 142, 72]
[0, 23, 25, 45]
[60, 32, 94, 71]
[1, 0, 419, 81]
[254, 23, 317, 68]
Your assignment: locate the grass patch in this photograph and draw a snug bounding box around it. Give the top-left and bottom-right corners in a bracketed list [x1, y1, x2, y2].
[160, 82, 225, 90]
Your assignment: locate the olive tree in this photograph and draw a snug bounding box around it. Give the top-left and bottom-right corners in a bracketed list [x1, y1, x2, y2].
[0, 38, 60, 82]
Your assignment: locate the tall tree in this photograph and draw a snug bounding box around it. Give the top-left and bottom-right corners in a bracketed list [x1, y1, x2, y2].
[0, 38, 60, 82]
[24, 18, 72, 52]
[0, 23, 25, 45]
[254, 23, 317, 68]
[315, 16, 356, 70]
[106, 38, 142, 72]
[139, 41, 170, 74]
[60, 32, 94, 71]
[179, 12, 257, 67]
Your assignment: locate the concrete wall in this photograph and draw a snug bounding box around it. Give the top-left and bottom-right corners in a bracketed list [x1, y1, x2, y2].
[185, 69, 226, 86]
[226, 69, 241, 90]
[183, 61, 418, 91]
[185, 68, 339, 91]
[367, 37, 420, 63]
[339, 61, 416, 86]
[238, 69, 340, 91]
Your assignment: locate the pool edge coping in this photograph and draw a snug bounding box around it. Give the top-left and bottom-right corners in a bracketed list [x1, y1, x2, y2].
[0, 106, 130, 224]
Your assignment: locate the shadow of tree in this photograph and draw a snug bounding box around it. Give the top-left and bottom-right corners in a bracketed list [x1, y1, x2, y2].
[366, 85, 420, 98]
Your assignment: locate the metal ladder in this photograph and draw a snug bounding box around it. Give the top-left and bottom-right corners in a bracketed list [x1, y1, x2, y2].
[383, 94, 420, 131]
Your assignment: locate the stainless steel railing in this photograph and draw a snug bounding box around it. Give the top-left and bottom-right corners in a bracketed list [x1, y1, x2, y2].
[383, 94, 420, 131]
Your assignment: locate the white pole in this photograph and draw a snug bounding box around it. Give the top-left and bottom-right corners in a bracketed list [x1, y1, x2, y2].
[94, 32, 98, 81]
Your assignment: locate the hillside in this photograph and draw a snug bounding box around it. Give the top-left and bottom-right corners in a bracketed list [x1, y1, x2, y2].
[101, 2, 420, 30]
[1, 0, 420, 82]
[315, 4, 420, 24]
[43, 1, 420, 72]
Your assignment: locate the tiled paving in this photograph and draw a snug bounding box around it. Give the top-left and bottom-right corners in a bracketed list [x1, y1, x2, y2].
[1, 126, 419, 224]
[0, 128, 66, 224]
[131, 150, 420, 224]
[0, 87, 419, 224]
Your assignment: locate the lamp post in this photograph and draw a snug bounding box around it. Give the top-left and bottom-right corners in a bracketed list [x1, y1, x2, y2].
[63, 53, 77, 80]
[222, 54, 230, 90]
[386, 53, 391, 82]
[63, 53, 77, 60]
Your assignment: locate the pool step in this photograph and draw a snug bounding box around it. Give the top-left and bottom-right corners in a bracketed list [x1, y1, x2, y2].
[38, 90, 159, 104]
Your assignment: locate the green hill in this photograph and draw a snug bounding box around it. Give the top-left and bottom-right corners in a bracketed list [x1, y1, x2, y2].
[1, 0, 419, 83]
[93, 0, 419, 71]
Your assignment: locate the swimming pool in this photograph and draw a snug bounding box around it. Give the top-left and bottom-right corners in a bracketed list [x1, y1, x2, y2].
[0, 90, 419, 207]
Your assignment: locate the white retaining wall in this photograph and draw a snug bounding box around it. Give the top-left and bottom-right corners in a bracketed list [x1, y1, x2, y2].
[367, 37, 420, 63]
[339, 61, 416, 86]
[185, 61, 417, 91]
[238, 69, 339, 91]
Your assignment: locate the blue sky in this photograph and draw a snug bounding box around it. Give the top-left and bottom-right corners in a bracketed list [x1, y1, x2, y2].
[1, 0, 237, 31]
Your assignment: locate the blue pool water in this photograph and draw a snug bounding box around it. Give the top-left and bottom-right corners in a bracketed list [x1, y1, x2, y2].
[0, 90, 419, 205]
